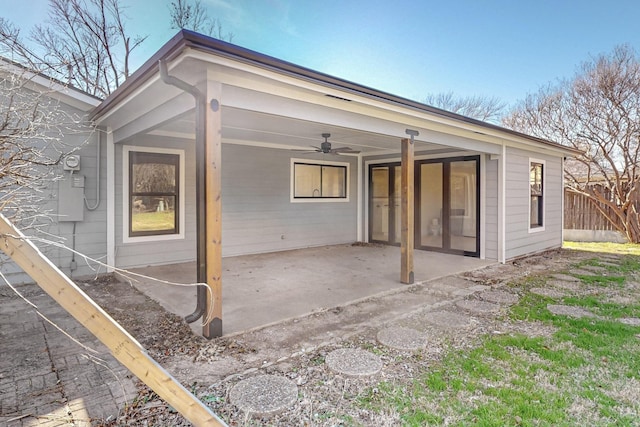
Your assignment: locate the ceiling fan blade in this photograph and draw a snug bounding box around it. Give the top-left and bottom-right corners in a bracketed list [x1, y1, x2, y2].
[292, 145, 323, 153]
[332, 146, 361, 154]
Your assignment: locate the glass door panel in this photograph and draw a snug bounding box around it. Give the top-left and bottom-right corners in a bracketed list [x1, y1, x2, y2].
[419, 163, 443, 248]
[371, 167, 389, 242]
[449, 160, 477, 252]
[372, 157, 479, 256]
[392, 166, 402, 244]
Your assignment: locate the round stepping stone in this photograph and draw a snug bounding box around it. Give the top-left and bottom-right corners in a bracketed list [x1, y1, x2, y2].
[551, 273, 581, 282]
[547, 279, 581, 291]
[230, 375, 297, 416]
[455, 299, 501, 315]
[547, 304, 596, 318]
[377, 327, 426, 351]
[570, 269, 597, 276]
[599, 261, 620, 267]
[479, 290, 519, 305]
[618, 317, 640, 326]
[530, 287, 567, 298]
[425, 310, 473, 328]
[605, 295, 636, 305]
[581, 265, 607, 273]
[326, 348, 382, 377]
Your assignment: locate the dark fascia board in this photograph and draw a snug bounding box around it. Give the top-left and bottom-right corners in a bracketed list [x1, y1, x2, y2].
[90, 30, 581, 156]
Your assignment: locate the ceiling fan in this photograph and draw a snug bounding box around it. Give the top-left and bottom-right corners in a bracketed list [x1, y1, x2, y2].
[298, 133, 361, 155]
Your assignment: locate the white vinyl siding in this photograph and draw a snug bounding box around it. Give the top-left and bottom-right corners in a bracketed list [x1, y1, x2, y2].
[504, 147, 562, 260]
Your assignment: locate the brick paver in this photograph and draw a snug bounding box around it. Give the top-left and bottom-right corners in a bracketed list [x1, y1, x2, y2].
[1, 284, 137, 426]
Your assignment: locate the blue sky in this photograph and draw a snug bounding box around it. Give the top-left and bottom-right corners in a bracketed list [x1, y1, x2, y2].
[2, 0, 640, 106]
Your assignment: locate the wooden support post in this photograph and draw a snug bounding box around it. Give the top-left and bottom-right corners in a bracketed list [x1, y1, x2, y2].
[203, 79, 223, 338]
[401, 137, 415, 284]
[0, 214, 227, 427]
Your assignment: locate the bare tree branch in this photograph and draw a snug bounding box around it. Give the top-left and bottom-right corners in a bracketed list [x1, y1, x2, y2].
[1, 0, 147, 97]
[168, 0, 234, 42]
[503, 45, 640, 242]
[423, 92, 507, 124]
[0, 62, 94, 228]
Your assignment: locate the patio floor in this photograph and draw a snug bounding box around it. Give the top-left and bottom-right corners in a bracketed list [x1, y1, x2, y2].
[127, 244, 495, 335]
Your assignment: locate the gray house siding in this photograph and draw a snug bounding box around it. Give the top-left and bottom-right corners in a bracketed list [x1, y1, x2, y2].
[504, 147, 563, 260]
[2, 99, 104, 284]
[222, 144, 358, 256]
[484, 155, 499, 260]
[113, 141, 358, 269]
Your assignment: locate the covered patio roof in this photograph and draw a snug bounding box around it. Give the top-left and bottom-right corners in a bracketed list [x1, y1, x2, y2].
[90, 30, 578, 157]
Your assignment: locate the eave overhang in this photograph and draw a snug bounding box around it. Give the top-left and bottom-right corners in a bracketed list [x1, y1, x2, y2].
[90, 29, 581, 157]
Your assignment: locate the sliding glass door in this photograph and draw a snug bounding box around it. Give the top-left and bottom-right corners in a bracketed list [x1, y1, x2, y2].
[417, 156, 479, 256]
[368, 156, 479, 256]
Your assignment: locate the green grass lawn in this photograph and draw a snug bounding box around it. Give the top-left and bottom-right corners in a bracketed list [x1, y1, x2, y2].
[359, 242, 640, 426]
[564, 240, 640, 256]
[132, 210, 175, 232]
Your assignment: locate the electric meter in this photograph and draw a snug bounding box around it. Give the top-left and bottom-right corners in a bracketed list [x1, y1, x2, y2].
[63, 154, 81, 171]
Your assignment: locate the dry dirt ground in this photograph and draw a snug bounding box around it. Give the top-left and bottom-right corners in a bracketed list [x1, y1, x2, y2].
[3, 248, 622, 426]
[76, 248, 594, 426]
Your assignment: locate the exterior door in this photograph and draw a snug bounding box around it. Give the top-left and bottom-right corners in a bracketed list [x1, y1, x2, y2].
[369, 164, 401, 245]
[417, 156, 480, 256]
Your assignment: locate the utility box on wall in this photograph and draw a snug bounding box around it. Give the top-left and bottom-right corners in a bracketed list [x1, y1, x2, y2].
[58, 174, 85, 222]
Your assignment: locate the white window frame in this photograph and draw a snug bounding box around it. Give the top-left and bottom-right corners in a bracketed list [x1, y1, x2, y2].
[528, 158, 546, 233]
[123, 145, 186, 243]
[290, 158, 350, 203]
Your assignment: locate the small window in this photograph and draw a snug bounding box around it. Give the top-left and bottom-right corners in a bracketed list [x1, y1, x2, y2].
[129, 151, 180, 237]
[530, 161, 543, 228]
[293, 162, 347, 199]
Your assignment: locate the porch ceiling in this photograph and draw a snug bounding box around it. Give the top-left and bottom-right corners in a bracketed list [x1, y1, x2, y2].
[149, 107, 454, 156]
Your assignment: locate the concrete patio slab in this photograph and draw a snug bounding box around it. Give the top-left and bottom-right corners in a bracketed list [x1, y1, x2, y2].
[127, 244, 493, 335]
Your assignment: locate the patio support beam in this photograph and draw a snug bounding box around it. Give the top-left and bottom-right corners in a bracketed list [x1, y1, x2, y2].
[203, 78, 223, 338]
[401, 132, 416, 284]
[159, 60, 220, 337]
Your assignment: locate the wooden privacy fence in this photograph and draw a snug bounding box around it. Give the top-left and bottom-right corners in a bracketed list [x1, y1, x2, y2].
[564, 189, 615, 231]
[0, 214, 227, 427]
[564, 186, 640, 232]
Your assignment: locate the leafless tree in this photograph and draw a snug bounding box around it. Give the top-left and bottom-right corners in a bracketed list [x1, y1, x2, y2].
[0, 61, 94, 229]
[169, 0, 234, 42]
[0, 0, 146, 98]
[424, 92, 507, 124]
[503, 45, 640, 243]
